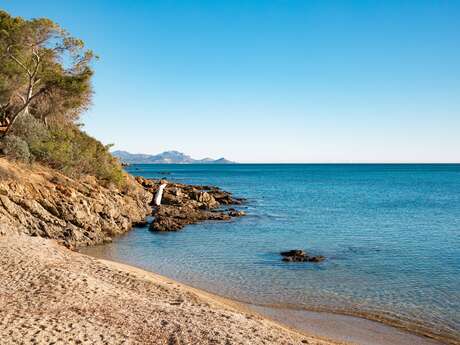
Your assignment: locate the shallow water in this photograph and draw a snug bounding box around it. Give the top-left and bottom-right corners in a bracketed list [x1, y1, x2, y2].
[82, 164, 460, 344]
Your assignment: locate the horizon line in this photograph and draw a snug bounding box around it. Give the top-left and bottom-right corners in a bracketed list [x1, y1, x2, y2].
[239, 161, 460, 164]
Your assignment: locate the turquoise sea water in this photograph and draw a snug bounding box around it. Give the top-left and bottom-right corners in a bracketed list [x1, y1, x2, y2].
[83, 164, 460, 343]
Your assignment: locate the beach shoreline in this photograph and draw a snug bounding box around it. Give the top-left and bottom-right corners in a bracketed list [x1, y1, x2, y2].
[120, 169, 460, 344]
[0, 234, 341, 345]
[104, 259, 449, 345]
[1, 159, 457, 345]
[246, 305, 447, 345]
[0, 231, 454, 345]
[82, 239, 451, 345]
[95, 258, 341, 344]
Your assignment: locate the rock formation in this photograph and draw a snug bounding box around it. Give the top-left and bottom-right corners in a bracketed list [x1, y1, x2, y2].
[0, 159, 152, 248]
[0, 158, 246, 248]
[280, 250, 325, 263]
[135, 176, 246, 232]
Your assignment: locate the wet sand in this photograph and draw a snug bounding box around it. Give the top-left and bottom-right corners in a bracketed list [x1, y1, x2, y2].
[248, 305, 446, 345]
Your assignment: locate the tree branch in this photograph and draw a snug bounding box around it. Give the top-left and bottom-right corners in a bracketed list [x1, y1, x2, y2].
[1, 87, 47, 137]
[31, 49, 41, 78]
[14, 93, 26, 104]
[7, 46, 32, 77]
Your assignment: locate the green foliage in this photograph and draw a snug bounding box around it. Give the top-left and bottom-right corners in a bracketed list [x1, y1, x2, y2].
[2, 135, 30, 162]
[10, 112, 48, 144]
[0, 10, 124, 187]
[30, 125, 124, 186]
[0, 10, 95, 132]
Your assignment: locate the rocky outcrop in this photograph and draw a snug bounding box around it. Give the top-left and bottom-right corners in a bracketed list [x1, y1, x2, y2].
[135, 176, 246, 232]
[0, 159, 152, 248]
[0, 158, 245, 248]
[151, 205, 232, 232]
[280, 250, 325, 263]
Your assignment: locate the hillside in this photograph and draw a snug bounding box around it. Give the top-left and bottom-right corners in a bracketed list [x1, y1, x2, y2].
[113, 150, 235, 164]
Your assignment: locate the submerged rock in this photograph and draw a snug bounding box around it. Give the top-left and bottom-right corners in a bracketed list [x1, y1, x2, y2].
[281, 249, 305, 257]
[280, 249, 325, 263]
[228, 209, 246, 217]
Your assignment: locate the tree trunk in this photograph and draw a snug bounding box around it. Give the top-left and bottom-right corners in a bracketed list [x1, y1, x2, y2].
[1, 88, 44, 138]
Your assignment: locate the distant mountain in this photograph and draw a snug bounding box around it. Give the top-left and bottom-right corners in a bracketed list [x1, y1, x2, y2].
[112, 150, 235, 164]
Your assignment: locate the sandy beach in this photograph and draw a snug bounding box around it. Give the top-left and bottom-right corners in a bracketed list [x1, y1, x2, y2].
[1, 3, 458, 345]
[0, 158, 456, 345]
[0, 234, 343, 345]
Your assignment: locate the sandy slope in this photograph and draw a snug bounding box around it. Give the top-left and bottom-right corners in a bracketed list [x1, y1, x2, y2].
[0, 234, 344, 345]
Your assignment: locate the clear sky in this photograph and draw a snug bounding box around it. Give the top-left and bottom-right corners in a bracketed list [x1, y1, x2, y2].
[2, 0, 459, 163]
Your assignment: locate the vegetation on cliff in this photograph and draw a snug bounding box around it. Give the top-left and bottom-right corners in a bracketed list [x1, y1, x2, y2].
[0, 10, 123, 185]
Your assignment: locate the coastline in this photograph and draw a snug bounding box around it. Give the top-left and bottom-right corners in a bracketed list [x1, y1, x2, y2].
[95, 258, 342, 345]
[0, 227, 452, 345]
[87, 172, 457, 345]
[109, 259, 451, 345]
[247, 305, 448, 345]
[1, 161, 457, 344]
[83, 242, 450, 345]
[0, 234, 341, 345]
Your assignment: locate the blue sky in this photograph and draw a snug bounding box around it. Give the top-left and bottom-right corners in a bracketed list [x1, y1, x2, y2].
[2, 0, 459, 162]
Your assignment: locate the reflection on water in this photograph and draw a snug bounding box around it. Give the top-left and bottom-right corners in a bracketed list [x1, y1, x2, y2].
[82, 164, 460, 344]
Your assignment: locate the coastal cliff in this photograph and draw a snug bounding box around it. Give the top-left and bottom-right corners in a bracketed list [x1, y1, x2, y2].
[0, 158, 152, 248]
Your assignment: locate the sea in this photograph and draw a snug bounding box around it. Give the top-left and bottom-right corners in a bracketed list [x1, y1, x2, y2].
[82, 164, 460, 344]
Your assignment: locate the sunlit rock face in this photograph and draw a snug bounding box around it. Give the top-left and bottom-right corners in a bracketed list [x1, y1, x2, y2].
[0, 158, 152, 248]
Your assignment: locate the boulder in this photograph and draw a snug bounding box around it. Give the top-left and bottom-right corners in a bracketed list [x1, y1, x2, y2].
[281, 249, 305, 257]
[280, 249, 325, 263]
[228, 209, 246, 217]
[191, 191, 219, 209]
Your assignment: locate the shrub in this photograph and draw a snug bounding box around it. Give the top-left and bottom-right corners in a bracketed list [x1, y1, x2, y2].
[1, 114, 124, 187]
[2, 135, 30, 162]
[30, 125, 125, 186]
[10, 113, 49, 145]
